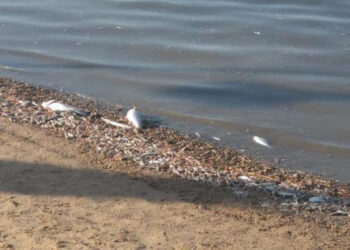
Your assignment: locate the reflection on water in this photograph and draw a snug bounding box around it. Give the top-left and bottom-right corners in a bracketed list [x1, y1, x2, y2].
[1, 0, 350, 181]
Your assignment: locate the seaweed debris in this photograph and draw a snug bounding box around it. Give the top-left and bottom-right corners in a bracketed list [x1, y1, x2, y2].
[0, 77, 349, 215]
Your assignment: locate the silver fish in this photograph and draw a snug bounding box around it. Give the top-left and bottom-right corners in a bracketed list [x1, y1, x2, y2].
[253, 136, 271, 148]
[42, 100, 89, 116]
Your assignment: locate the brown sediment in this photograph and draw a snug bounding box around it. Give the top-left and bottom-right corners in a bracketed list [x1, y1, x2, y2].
[0, 76, 349, 214]
[1, 118, 350, 249]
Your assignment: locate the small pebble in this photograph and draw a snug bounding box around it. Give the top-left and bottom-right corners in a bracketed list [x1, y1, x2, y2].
[276, 191, 296, 199]
[309, 196, 326, 204]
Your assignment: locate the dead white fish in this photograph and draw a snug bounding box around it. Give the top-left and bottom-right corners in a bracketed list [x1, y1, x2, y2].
[42, 100, 89, 117]
[238, 175, 252, 182]
[126, 106, 142, 129]
[212, 136, 221, 141]
[253, 136, 271, 148]
[101, 117, 131, 129]
[331, 210, 348, 216]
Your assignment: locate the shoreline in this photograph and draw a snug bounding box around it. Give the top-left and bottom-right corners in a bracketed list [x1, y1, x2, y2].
[0, 77, 349, 216]
[2, 117, 350, 248]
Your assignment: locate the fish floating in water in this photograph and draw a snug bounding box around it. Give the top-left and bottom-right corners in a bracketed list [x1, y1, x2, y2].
[126, 106, 142, 129]
[42, 100, 89, 117]
[253, 136, 271, 148]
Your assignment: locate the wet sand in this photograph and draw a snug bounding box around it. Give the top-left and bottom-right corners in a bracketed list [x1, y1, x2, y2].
[0, 119, 349, 249]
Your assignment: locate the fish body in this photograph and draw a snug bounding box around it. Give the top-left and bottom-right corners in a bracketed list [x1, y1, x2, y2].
[238, 175, 252, 182]
[253, 136, 271, 148]
[42, 100, 89, 116]
[126, 107, 142, 129]
[102, 118, 131, 129]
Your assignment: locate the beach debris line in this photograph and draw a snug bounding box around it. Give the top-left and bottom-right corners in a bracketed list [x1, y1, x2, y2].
[126, 106, 142, 129]
[42, 100, 89, 117]
[253, 136, 271, 148]
[102, 117, 132, 129]
[1, 78, 350, 216]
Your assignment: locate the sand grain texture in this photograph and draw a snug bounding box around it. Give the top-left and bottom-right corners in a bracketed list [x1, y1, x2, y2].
[0, 121, 349, 249]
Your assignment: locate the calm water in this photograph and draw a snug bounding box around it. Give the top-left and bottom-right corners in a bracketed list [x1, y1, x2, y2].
[1, 0, 350, 181]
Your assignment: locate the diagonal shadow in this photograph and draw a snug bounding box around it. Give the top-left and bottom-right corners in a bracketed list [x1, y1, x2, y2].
[0, 160, 248, 207]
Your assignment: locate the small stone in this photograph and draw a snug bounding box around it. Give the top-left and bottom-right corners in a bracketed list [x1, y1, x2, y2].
[64, 132, 75, 139]
[276, 191, 296, 199]
[345, 200, 350, 207]
[264, 183, 277, 193]
[233, 190, 249, 198]
[261, 202, 270, 208]
[18, 100, 31, 106]
[309, 196, 326, 204]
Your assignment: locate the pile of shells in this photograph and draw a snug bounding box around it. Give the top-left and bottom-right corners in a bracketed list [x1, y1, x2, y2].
[0, 77, 349, 216]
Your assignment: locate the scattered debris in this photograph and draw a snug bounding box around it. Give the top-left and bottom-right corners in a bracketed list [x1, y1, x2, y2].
[18, 100, 31, 106]
[233, 190, 249, 198]
[253, 136, 271, 148]
[0, 78, 349, 216]
[64, 132, 75, 139]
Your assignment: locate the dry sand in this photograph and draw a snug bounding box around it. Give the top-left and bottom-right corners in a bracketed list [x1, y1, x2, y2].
[0, 120, 349, 249]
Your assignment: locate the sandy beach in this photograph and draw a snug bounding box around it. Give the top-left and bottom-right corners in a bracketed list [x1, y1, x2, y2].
[0, 77, 349, 249]
[0, 121, 349, 249]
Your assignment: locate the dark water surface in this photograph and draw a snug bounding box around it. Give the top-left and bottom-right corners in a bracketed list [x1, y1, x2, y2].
[1, 0, 350, 181]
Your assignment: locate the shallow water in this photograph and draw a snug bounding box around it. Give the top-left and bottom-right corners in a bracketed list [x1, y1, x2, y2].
[1, 0, 350, 181]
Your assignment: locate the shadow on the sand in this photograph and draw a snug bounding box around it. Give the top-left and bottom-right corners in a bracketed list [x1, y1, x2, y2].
[0, 160, 254, 207]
